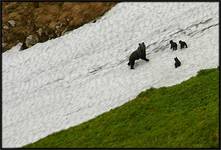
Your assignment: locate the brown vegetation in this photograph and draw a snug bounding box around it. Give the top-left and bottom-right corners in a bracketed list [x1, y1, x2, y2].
[2, 2, 116, 52]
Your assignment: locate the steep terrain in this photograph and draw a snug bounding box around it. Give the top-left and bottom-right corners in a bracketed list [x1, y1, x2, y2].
[2, 2, 116, 52]
[25, 68, 219, 148]
[3, 2, 219, 147]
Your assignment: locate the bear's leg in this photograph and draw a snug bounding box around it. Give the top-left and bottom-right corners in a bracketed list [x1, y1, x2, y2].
[130, 61, 135, 69]
[174, 46, 177, 50]
[175, 62, 178, 68]
[128, 62, 130, 65]
[141, 57, 149, 61]
[175, 62, 181, 68]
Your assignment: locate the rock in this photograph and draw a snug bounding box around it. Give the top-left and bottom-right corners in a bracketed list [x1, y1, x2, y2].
[20, 42, 28, 51]
[61, 27, 68, 36]
[25, 34, 39, 48]
[2, 2, 116, 52]
[8, 20, 16, 27]
[55, 23, 63, 29]
[36, 28, 43, 37]
[47, 28, 56, 39]
[2, 42, 7, 48]
[3, 25, 9, 30]
[49, 22, 57, 30]
[48, 34, 55, 39]
[55, 29, 61, 37]
[55, 25, 60, 29]
[63, 31, 71, 35]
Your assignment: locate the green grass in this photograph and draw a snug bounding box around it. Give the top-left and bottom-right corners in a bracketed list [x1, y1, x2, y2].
[24, 68, 219, 148]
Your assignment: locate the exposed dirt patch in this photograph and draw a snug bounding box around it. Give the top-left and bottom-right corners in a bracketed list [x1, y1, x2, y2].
[2, 2, 117, 52]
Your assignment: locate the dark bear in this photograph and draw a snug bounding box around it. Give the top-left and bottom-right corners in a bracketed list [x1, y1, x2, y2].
[128, 42, 149, 69]
[170, 40, 177, 50]
[179, 40, 188, 49]
[174, 57, 181, 68]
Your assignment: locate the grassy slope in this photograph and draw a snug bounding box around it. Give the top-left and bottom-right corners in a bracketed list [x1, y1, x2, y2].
[25, 68, 219, 148]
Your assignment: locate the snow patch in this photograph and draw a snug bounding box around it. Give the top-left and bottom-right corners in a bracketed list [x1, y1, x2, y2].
[3, 2, 219, 147]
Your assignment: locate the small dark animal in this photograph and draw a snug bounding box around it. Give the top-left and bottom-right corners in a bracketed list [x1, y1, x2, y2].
[128, 42, 149, 69]
[170, 40, 177, 50]
[20, 42, 28, 51]
[179, 40, 188, 49]
[174, 57, 181, 68]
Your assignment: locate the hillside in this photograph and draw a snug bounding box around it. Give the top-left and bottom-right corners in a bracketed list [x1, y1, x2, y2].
[3, 2, 218, 148]
[25, 68, 219, 148]
[2, 2, 116, 52]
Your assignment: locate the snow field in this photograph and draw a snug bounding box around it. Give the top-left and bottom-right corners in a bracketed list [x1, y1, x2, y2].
[3, 2, 219, 147]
